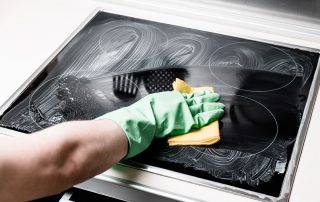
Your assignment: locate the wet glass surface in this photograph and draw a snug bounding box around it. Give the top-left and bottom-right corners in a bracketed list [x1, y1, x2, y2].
[0, 11, 319, 197]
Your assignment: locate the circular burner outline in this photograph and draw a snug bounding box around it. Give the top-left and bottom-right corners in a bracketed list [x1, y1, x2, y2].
[98, 23, 169, 61]
[191, 94, 279, 159]
[208, 42, 298, 93]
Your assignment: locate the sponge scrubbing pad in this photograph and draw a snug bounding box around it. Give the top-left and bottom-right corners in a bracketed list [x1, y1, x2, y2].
[168, 78, 220, 146]
[172, 78, 215, 94]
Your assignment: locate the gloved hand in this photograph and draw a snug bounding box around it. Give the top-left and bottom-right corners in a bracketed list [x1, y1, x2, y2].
[96, 91, 224, 158]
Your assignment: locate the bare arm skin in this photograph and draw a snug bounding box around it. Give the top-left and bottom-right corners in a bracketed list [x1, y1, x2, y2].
[0, 119, 128, 202]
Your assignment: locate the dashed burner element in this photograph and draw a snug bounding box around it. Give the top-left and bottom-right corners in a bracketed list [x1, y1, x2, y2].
[209, 42, 312, 92]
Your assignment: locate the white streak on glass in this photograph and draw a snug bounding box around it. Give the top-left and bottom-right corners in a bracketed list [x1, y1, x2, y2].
[147, 33, 215, 68]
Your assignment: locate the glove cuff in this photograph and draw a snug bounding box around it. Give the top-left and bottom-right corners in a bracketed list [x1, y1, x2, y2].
[96, 107, 156, 158]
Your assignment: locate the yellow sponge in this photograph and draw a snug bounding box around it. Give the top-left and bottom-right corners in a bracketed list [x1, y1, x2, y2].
[168, 78, 220, 146]
[168, 121, 220, 146]
[172, 78, 214, 94]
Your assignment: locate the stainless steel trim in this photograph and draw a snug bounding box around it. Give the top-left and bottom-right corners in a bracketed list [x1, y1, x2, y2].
[76, 174, 184, 202]
[114, 162, 273, 201]
[95, 0, 320, 52]
[280, 53, 320, 201]
[0, 128, 25, 137]
[59, 191, 73, 202]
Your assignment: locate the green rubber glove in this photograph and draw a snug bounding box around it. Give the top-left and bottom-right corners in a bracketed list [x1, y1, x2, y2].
[96, 91, 224, 158]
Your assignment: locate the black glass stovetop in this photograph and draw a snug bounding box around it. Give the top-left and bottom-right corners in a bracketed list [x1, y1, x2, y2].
[0, 11, 319, 197]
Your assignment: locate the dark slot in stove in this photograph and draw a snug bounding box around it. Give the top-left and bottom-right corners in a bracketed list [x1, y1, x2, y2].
[0, 11, 319, 199]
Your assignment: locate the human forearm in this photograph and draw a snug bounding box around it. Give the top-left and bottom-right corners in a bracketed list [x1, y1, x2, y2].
[0, 120, 127, 202]
[31, 120, 128, 188]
